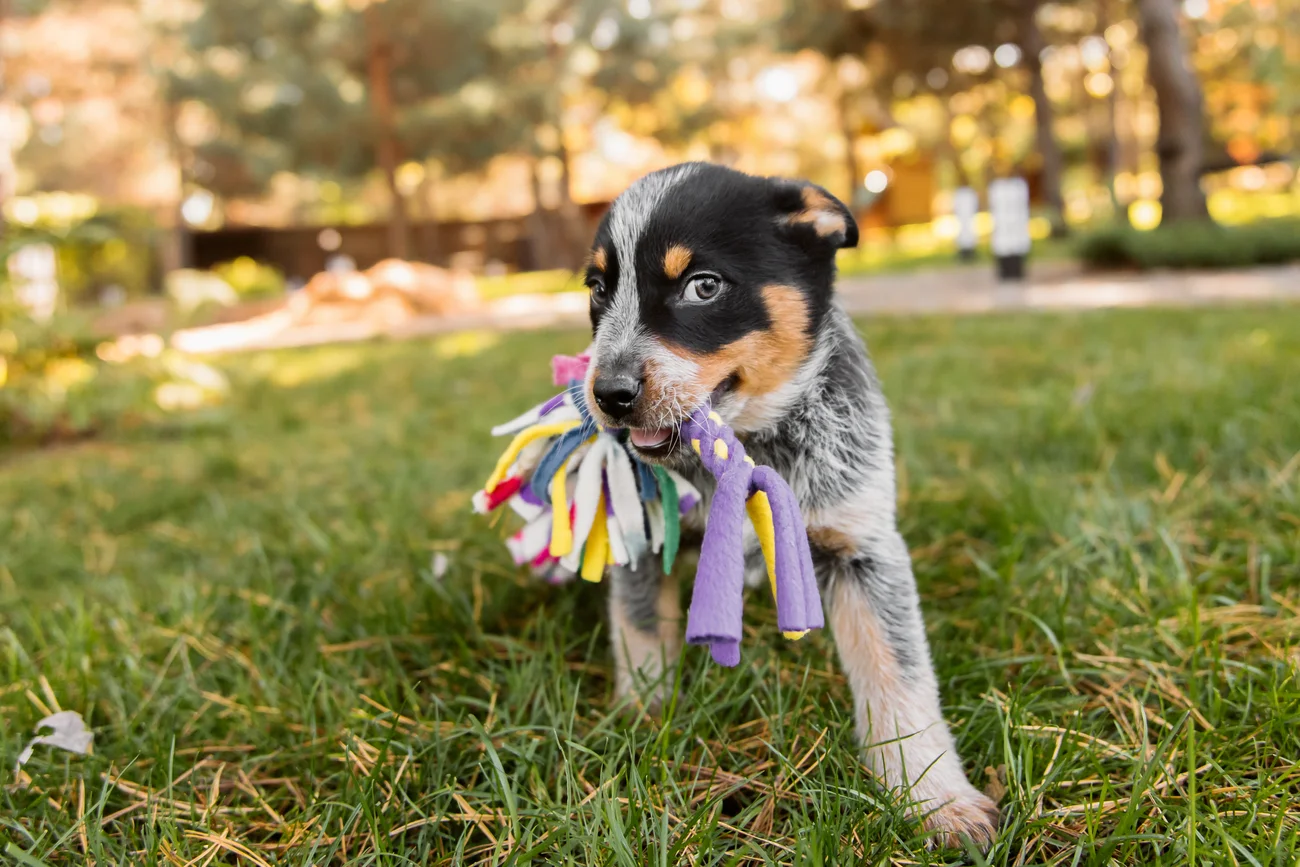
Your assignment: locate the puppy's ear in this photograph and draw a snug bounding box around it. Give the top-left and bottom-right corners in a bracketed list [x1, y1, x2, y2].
[770, 179, 859, 251]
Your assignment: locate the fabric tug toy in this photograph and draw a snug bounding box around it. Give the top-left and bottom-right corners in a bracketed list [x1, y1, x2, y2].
[472, 353, 823, 666]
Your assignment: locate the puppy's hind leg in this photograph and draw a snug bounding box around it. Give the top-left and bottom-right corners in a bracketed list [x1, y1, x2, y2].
[819, 533, 999, 850]
[608, 561, 681, 715]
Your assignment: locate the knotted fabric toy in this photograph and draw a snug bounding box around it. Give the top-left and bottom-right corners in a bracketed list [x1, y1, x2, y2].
[473, 354, 823, 665]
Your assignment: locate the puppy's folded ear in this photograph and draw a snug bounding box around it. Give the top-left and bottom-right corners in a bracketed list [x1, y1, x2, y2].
[770, 179, 859, 251]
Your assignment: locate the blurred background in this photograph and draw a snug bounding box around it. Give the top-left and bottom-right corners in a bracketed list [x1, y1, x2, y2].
[1, 0, 1298, 444]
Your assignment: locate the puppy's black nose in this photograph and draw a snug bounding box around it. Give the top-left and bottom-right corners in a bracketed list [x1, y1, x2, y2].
[593, 373, 642, 421]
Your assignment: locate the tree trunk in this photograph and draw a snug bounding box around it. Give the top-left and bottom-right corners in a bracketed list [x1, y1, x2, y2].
[555, 135, 587, 266]
[365, 4, 409, 260]
[415, 171, 441, 266]
[838, 88, 865, 210]
[158, 101, 191, 280]
[1136, 0, 1209, 222]
[1105, 76, 1123, 214]
[1020, 1, 1068, 236]
[525, 158, 553, 272]
[1101, 0, 1123, 214]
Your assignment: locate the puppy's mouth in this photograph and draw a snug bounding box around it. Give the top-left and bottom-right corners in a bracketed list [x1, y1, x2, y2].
[625, 373, 738, 462]
[627, 426, 676, 460]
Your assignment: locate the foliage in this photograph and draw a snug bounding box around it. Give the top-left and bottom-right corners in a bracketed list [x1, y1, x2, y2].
[0, 304, 229, 448]
[3, 307, 1300, 862]
[1078, 217, 1300, 270]
[212, 257, 287, 301]
[5, 0, 170, 207]
[165, 0, 500, 196]
[1, 209, 160, 304]
[0, 305, 124, 445]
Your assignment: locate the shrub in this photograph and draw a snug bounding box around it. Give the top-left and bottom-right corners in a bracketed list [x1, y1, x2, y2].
[1, 208, 160, 304]
[0, 302, 229, 448]
[1078, 218, 1300, 270]
[213, 257, 286, 300]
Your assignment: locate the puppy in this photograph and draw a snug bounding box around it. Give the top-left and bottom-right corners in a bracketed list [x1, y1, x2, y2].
[580, 162, 998, 849]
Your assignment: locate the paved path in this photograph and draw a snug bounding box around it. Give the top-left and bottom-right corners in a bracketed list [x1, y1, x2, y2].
[837, 262, 1300, 315]
[169, 263, 1300, 355]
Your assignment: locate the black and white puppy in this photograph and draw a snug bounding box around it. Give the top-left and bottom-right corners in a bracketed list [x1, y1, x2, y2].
[580, 162, 999, 849]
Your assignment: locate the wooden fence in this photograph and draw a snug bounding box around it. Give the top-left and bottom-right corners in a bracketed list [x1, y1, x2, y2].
[190, 204, 610, 281]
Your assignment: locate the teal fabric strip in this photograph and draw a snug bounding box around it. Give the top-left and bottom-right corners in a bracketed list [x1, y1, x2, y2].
[653, 466, 680, 575]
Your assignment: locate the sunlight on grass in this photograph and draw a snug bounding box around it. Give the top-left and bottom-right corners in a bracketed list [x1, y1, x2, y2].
[265, 344, 372, 387]
[433, 330, 501, 360]
[475, 269, 578, 301]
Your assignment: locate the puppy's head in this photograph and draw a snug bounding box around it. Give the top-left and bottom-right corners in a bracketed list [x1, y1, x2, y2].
[583, 162, 857, 463]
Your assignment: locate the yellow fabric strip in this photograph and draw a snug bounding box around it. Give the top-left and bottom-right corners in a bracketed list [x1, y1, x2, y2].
[548, 462, 572, 557]
[580, 491, 609, 582]
[746, 492, 778, 602]
[746, 491, 808, 642]
[484, 419, 580, 491]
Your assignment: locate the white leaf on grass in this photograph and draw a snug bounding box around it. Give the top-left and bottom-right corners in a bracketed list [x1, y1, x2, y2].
[431, 552, 450, 580]
[1072, 381, 1095, 407]
[15, 711, 93, 770]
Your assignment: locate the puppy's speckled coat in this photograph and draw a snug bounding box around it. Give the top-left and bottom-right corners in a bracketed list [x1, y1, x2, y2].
[580, 162, 998, 849]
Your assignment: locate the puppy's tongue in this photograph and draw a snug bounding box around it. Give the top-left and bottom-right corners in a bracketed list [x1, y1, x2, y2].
[629, 427, 672, 448]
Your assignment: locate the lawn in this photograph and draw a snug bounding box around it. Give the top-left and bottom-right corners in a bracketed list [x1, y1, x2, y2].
[2, 306, 1299, 865]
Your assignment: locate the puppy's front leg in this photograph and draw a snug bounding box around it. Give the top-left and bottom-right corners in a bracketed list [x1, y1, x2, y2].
[607, 562, 681, 713]
[818, 532, 999, 849]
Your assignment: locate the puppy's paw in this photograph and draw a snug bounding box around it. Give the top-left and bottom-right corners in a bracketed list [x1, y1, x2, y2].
[919, 787, 999, 851]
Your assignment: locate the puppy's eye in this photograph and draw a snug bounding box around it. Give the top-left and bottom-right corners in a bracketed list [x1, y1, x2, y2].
[586, 277, 607, 303]
[682, 274, 722, 304]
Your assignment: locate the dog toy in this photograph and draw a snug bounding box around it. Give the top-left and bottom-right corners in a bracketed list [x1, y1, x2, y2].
[472, 354, 823, 665]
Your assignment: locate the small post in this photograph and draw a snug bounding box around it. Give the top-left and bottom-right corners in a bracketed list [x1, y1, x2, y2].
[989, 176, 1031, 281]
[8, 243, 59, 320]
[953, 186, 979, 262]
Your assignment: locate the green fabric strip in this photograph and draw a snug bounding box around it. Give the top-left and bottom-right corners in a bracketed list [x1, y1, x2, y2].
[653, 466, 680, 575]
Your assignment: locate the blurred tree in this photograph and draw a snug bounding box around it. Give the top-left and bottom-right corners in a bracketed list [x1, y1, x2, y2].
[779, 0, 881, 205]
[471, 0, 740, 268]
[782, 0, 1069, 231]
[1135, 0, 1209, 221]
[1191, 0, 1295, 171]
[1017, 1, 1067, 235]
[2, 0, 177, 285]
[168, 0, 498, 259]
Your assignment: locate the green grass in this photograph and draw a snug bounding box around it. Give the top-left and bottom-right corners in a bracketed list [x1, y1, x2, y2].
[3, 306, 1300, 865]
[474, 270, 582, 301]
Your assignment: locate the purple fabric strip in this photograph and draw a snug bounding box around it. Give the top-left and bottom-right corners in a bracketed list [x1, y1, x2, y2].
[751, 466, 809, 632]
[517, 483, 543, 506]
[538, 392, 566, 417]
[797, 501, 824, 629]
[681, 402, 824, 659]
[684, 466, 751, 666]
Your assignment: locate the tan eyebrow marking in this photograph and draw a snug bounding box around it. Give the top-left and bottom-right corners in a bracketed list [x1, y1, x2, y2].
[663, 244, 692, 280]
[590, 247, 607, 271]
